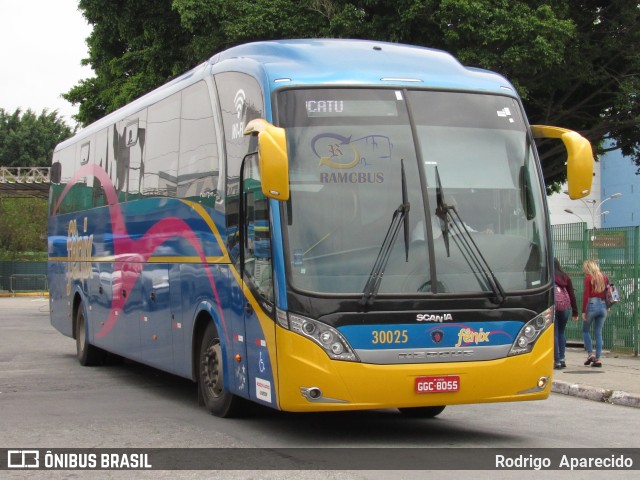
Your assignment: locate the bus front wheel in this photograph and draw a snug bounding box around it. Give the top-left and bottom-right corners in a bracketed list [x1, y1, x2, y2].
[198, 322, 241, 417]
[398, 405, 446, 418]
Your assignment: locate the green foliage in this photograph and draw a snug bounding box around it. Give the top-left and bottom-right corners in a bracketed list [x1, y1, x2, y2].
[0, 109, 67, 257]
[63, 0, 197, 126]
[0, 251, 48, 262]
[522, 1, 640, 185]
[0, 108, 74, 167]
[65, 0, 640, 185]
[0, 198, 48, 258]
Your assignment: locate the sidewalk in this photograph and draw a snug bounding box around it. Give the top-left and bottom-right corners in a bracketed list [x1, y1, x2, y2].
[551, 346, 640, 408]
[0, 291, 48, 297]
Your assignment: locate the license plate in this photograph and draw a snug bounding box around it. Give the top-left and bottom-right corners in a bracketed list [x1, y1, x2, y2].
[415, 375, 460, 393]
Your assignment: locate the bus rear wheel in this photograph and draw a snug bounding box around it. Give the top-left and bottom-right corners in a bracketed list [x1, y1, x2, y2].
[198, 322, 241, 417]
[75, 303, 105, 366]
[398, 405, 446, 418]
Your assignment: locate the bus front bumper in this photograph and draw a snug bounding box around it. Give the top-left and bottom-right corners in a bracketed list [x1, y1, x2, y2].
[275, 326, 553, 412]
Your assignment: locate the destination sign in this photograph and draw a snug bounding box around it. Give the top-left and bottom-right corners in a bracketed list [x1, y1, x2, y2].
[305, 99, 398, 117]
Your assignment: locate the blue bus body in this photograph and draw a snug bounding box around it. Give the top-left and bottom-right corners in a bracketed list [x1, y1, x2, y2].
[49, 40, 592, 416]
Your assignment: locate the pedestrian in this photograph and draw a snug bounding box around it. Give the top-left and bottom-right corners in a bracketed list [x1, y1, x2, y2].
[581, 259, 609, 368]
[553, 258, 578, 369]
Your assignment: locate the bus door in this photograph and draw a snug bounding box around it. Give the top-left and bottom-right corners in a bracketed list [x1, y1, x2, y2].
[240, 153, 277, 407]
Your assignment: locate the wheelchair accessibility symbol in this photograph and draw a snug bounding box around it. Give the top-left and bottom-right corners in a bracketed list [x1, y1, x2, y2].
[258, 352, 266, 373]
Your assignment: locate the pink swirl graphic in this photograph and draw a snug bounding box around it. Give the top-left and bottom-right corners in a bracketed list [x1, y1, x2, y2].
[53, 164, 227, 339]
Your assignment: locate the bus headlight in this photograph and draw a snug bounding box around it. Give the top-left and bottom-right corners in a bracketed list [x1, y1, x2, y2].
[282, 310, 359, 362]
[508, 307, 553, 356]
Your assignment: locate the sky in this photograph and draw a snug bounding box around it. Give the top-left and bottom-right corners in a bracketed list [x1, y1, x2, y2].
[0, 0, 93, 125]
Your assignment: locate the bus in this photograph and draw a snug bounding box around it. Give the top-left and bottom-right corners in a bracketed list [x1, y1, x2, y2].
[48, 39, 593, 418]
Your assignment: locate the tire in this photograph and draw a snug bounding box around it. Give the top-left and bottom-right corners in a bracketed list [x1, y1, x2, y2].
[75, 304, 105, 366]
[398, 405, 446, 418]
[198, 322, 242, 417]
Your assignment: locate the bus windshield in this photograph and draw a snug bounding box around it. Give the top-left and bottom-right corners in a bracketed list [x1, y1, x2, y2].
[277, 88, 549, 296]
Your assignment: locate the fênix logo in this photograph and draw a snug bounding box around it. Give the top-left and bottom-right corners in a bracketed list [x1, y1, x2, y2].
[455, 327, 491, 347]
[66, 217, 93, 296]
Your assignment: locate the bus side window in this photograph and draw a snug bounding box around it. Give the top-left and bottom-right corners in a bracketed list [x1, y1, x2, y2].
[241, 154, 273, 303]
[177, 81, 219, 203]
[145, 94, 179, 197]
[52, 145, 79, 214]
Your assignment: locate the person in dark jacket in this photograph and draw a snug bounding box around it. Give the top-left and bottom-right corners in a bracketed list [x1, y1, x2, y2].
[554, 258, 578, 369]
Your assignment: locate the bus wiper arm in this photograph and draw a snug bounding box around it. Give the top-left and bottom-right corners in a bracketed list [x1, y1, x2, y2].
[433, 166, 505, 305]
[360, 160, 410, 307]
[434, 166, 450, 256]
[447, 206, 506, 305]
[400, 159, 410, 262]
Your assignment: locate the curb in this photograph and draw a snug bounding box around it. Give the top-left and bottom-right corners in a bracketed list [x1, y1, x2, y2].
[552, 380, 640, 408]
[0, 292, 49, 298]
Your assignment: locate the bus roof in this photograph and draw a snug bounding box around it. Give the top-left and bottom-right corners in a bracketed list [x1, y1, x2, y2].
[56, 39, 517, 151]
[209, 39, 516, 94]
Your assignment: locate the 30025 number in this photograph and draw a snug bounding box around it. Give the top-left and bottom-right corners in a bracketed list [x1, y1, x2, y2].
[372, 329, 409, 345]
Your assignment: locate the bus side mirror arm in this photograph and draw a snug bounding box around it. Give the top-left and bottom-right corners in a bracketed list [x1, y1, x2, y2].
[244, 119, 290, 201]
[531, 125, 594, 200]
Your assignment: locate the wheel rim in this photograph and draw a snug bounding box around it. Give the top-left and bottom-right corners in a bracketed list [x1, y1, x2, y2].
[202, 341, 223, 399]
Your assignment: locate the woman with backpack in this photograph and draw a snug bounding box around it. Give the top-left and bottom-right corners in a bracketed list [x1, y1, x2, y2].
[581, 259, 609, 368]
[554, 258, 578, 369]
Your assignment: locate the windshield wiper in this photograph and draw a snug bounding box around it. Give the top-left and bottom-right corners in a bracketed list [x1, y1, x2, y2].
[448, 206, 506, 304]
[434, 166, 506, 305]
[360, 160, 410, 307]
[434, 167, 450, 256]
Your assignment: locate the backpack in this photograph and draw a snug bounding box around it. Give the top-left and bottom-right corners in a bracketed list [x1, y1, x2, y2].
[606, 284, 620, 307]
[555, 285, 571, 311]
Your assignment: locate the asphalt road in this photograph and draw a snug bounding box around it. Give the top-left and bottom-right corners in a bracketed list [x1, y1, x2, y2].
[1, 297, 638, 479]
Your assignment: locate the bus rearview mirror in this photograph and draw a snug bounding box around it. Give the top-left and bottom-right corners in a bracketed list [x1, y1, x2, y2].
[531, 125, 593, 200]
[244, 119, 290, 201]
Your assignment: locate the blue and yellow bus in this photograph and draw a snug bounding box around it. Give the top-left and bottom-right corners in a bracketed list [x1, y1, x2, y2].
[48, 39, 593, 418]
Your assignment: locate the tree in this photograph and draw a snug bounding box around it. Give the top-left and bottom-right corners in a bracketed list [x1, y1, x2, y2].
[0, 109, 72, 256]
[0, 108, 74, 167]
[518, 1, 640, 185]
[65, 0, 640, 186]
[63, 0, 197, 126]
[0, 197, 48, 259]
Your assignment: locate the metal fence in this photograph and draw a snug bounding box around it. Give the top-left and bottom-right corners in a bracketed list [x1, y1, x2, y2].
[552, 223, 640, 355]
[0, 261, 48, 293]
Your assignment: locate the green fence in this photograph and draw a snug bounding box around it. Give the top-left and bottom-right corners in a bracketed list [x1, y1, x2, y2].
[552, 223, 640, 355]
[0, 261, 47, 293]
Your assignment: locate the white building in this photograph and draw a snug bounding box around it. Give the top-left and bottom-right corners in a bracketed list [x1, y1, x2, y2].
[547, 161, 602, 227]
[547, 147, 632, 228]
